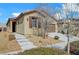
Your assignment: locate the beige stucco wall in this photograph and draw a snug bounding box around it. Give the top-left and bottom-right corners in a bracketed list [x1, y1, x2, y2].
[16, 12, 58, 36]
[24, 12, 58, 35]
[24, 13, 41, 35]
[16, 17, 25, 34]
[7, 21, 12, 32]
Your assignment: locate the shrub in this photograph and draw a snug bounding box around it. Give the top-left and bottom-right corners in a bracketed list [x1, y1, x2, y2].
[54, 36, 59, 40]
[39, 40, 42, 43]
[70, 41, 79, 51]
[9, 34, 15, 41]
[61, 31, 65, 34]
[65, 41, 79, 54]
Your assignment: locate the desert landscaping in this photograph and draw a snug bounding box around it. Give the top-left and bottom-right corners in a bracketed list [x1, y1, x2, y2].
[0, 3, 79, 55]
[0, 32, 21, 53]
[27, 35, 62, 47]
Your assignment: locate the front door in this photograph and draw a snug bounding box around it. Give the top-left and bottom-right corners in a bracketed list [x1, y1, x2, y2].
[12, 22, 16, 32]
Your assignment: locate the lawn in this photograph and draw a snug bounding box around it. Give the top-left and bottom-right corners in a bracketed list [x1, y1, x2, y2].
[19, 47, 67, 55]
[0, 32, 21, 53]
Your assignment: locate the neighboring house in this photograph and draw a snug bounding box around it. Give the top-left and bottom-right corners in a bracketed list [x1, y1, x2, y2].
[58, 19, 79, 29]
[71, 18, 79, 28]
[6, 18, 16, 32]
[15, 10, 58, 37]
[0, 23, 7, 32]
[57, 19, 79, 36]
[71, 19, 79, 37]
[57, 20, 68, 32]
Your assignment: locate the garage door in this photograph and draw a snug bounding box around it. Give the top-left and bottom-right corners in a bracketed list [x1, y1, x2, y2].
[48, 24, 55, 32]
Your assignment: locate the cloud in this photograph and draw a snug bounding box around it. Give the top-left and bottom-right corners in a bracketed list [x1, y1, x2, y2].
[62, 3, 79, 12]
[12, 12, 20, 17]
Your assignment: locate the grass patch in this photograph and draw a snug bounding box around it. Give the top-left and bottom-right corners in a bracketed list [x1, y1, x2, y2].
[19, 47, 67, 55]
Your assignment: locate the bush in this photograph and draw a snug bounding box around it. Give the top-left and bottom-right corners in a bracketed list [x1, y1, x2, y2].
[54, 36, 59, 40]
[9, 34, 15, 41]
[70, 41, 79, 51]
[65, 41, 79, 54]
[18, 47, 67, 55]
[61, 31, 65, 34]
[39, 40, 42, 43]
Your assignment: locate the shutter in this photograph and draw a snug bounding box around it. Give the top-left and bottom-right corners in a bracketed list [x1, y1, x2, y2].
[29, 16, 32, 28]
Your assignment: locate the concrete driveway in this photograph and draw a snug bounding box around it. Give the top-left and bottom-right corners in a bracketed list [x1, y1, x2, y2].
[48, 32, 79, 49]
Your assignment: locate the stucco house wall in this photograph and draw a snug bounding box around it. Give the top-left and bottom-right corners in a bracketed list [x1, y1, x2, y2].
[16, 16, 24, 34]
[16, 10, 58, 37]
[24, 12, 44, 36]
[7, 18, 16, 33]
[7, 20, 13, 32]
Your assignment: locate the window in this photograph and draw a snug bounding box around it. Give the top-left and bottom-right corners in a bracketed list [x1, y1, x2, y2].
[32, 17, 37, 27]
[29, 16, 41, 28]
[32, 19, 37, 27]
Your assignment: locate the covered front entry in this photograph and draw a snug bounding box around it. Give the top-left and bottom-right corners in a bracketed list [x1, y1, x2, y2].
[0, 27, 2, 32]
[12, 22, 16, 32]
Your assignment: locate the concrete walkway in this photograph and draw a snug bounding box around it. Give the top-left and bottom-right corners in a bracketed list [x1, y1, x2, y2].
[13, 33, 37, 51]
[2, 33, 37, 55]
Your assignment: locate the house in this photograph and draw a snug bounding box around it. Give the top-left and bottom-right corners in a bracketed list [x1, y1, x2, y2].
[57, 20, 68, 32]
[15, 10, 58, 37]
[6, 18, 16, 32]
[57, 19, 79, 36]
[0, 23, 7, 32]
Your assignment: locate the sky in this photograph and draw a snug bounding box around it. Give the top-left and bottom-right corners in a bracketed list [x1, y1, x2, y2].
[0, 3, 63, 24]
[0, 3, 79, 24]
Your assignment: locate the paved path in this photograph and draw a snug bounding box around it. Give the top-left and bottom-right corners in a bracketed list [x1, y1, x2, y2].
[2, 33, 37, 55]
[13, 33, 37, 51]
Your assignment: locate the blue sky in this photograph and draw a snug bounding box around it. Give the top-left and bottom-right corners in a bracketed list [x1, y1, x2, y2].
[0, 3, 63, 24]
[0, 3, 79, 24]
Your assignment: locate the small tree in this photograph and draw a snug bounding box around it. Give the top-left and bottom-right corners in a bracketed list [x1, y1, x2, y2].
[36, 4, 55, 38]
